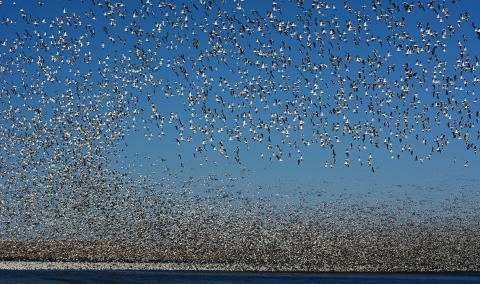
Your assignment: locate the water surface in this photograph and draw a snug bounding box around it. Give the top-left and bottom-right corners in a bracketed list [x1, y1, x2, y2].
[1, 270, 480, 284]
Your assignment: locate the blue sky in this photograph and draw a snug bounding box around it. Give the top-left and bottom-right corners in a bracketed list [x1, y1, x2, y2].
[0, 0, 479, 223]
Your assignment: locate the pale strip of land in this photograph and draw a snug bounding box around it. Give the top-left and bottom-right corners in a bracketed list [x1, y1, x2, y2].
[1, 261, 476, 272]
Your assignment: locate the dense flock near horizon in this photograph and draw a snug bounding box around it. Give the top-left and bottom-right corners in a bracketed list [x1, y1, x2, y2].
[0, 0, 480, 271]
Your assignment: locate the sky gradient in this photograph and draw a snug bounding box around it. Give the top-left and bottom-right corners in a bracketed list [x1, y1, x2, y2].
[0, 0, 479, 241]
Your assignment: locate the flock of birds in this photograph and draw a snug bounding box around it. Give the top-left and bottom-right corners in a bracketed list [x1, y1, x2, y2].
[0, 0, 480, 271]
[1, 177, 479, 271]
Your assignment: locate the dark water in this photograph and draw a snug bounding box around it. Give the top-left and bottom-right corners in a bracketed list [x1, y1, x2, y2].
[1, 271, 480, 284]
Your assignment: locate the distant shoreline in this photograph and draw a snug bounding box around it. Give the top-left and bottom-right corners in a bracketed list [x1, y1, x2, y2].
[1, 260, 479, 272]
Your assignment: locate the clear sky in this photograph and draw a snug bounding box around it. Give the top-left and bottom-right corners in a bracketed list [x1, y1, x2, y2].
[1, 0, 480, 236]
